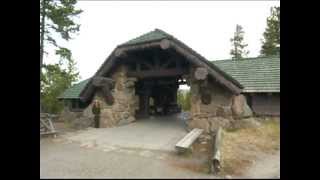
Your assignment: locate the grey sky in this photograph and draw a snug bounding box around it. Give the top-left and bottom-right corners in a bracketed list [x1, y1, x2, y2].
[45, 1, 280, 83]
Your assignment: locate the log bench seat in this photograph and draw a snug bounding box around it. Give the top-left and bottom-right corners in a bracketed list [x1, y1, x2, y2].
[175, 128, 204, 153]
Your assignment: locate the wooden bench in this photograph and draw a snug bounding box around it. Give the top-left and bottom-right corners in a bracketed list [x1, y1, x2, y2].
[175, 128, 204, 153]
[40, 118, 57, 138]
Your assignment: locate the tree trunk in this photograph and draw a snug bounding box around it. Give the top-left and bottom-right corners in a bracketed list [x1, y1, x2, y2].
[40, 0, 46, 113]
[40, 0, 45, 72]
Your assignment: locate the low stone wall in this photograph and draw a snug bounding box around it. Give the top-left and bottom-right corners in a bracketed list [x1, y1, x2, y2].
[188, 75, 253, 134]
[59, 108, 93, 129]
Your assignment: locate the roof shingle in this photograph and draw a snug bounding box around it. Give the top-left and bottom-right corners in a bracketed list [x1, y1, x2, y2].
[119, 29, 172, 46]
[57, 78, 91, 99]
[212, 56, 280, 92]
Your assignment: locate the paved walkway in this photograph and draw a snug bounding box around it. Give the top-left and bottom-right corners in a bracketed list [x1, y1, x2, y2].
[40, 114, 220, 178]
[41, 113, 279, 178]
[61, 114, 189, 152]
[243, 150, 280, 179]
[40, 137, 217, 178]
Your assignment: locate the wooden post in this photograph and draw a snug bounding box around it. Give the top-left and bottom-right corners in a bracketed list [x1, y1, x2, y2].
[211, 127, 223, 174]
[138, 86, 151, 118]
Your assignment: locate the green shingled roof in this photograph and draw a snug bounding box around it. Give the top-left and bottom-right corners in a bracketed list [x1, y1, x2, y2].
[58, 29, 280, 100]
[212, 56, 280, 93]
[57, 78, 91, 99]
[120, 29, 172, 46]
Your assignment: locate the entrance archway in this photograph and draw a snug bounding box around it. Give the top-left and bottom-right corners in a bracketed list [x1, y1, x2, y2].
[125, 48, 190, 119]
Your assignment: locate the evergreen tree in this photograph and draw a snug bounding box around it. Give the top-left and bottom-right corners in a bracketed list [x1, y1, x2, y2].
[41, 58, 79, 113]
[260, 6, 280, 56]
[230, 24, 249, 59]
[40, 0, 82, 70]
[40, 0, 82, 113]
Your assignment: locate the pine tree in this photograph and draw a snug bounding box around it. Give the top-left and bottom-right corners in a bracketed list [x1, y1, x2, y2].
[230, 24, 249, 59]
[260, 6, 280, 56]
[40, 0, 83, 70]
[40, 0, 82, 113]
[41, 58, 80, 113]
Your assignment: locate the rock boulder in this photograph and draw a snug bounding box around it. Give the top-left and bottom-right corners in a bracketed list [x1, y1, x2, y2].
[231, 95, 253, 119]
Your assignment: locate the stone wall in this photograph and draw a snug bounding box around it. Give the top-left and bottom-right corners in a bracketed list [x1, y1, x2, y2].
[187, 71, 253, 133]
[59, 108, 93, 129]
[83, 65, 138, 128]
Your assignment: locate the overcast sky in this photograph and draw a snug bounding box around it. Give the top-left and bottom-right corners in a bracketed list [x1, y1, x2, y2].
[45, 1, 280, 83]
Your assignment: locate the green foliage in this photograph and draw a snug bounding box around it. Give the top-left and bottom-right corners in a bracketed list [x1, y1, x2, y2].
[40, 0, 82, 63]
[40, 0, 82, 113]
[177, 90, 191, 111]
[260, 6, 280, 56]
[41, 59, 79, 113]
[230, 24, 249, 59]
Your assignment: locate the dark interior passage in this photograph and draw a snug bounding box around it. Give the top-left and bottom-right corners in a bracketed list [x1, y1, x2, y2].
[135, 77, 182, 119]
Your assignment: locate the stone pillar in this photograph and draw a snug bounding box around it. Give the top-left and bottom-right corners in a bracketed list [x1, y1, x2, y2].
[82, 65, 138, 128]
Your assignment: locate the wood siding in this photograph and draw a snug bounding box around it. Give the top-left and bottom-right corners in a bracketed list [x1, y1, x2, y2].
[248, 93, 280, 116]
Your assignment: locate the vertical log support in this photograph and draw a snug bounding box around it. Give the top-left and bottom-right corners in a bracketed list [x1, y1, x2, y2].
[138, 85, 151, 118]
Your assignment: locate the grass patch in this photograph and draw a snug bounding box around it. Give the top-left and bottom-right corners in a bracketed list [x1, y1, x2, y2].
[220, 118, 280, 176]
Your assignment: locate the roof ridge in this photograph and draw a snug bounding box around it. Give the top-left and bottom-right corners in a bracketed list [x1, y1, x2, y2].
[154, 28, 173, 38]
[212, 56, 279, 62]
[119, 28, 168, 46]
[75, 78, 91, 85]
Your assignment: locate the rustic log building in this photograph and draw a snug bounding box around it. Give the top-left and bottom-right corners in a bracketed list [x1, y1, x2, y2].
[58, 29, 280, 130]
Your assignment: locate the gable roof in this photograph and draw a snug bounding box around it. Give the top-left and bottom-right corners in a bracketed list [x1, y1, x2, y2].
[57, 78, 91, 99]
[58, 57, 280, 100]
[76, 29, 243, 102]
[212, 56, 280, 93]
[120, 29, 172, 46]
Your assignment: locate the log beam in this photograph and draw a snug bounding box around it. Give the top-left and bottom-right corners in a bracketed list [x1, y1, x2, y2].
[195, 67, 208, 80]
[127, 68, 188, 78]
[169, 41, 242, 94]
[160, 39, 171, 50]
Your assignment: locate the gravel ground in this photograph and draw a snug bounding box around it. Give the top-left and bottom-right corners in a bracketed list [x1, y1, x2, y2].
[40, 138, 218, 178]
